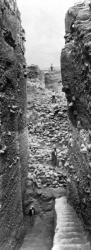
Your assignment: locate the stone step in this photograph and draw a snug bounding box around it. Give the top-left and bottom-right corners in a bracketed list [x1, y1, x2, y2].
[52, 196, 91, 250]
[56, 232, 87, 240]
[56, 237, 87, 244]
[52, 242, 91, 250]
[57, 226, 85, 233]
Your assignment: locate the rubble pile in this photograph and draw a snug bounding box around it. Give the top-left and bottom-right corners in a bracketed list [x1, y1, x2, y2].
[61, 1, 91, 230]
[27, 77, 70, 190]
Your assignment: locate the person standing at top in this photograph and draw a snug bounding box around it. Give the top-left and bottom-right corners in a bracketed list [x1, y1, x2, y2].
[50, 64, 54, 72]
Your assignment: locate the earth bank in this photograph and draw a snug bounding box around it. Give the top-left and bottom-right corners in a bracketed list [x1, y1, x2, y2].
[61, 0, 91, 233]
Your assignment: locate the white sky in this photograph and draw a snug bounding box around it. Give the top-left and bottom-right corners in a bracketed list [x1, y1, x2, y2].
[17, 0, 83, 68]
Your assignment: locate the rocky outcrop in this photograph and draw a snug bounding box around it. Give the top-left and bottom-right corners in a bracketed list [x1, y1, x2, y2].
[0, 0, 28, 248]
[61, 1, 91, 231]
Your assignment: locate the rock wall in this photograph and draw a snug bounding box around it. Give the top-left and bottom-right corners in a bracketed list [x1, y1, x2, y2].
[0, 0, 28, 248]
[61, 0, 91, 231]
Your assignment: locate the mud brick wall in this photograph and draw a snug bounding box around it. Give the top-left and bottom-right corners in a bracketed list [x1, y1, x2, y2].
[45, 71, 61, 89]
[27, 65, 42, 80]
[61, 1, 91, 230]
[0, 0, 28, 248]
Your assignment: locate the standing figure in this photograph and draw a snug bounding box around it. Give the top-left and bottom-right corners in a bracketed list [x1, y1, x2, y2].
[50, 64, 54, 72]
[29, 205, 35, 225]
[51, 146, 58, 166]
[52, 90, 56, 103]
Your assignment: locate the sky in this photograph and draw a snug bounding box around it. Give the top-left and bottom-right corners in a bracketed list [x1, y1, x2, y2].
[17, 0, 83, 69]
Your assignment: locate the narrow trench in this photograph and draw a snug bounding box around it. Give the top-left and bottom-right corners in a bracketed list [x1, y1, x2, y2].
[20, 73, 91, 250]
[2, 1, 91, 249]
[20, 72, 67, 250]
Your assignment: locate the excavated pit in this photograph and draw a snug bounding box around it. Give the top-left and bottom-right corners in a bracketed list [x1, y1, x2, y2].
[1, 0, 91, 249]
[20, 70, 91, 249]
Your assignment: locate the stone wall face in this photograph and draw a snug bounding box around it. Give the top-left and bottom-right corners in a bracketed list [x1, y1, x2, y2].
[27, 65, 42, 80]
[0, 0, 28, 248]
[45, 71, 61, 89]
[61, 1, 91, 230]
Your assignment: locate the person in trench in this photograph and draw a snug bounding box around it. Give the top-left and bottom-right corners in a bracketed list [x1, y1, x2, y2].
[29, 205, 35, 226]
[51, 146, 58, 167]
[52, 90, 56, 103]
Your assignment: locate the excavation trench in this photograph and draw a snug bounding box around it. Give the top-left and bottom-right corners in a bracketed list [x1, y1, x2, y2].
[19, 74, 91, 250]
[1, 1, 91, 249]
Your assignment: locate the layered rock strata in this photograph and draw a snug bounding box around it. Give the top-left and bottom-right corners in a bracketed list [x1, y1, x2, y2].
[61, 0, 91, 231]
[0, 0, 28, 248]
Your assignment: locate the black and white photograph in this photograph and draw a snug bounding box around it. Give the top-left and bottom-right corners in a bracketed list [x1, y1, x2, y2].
[0, 0, 91, 249]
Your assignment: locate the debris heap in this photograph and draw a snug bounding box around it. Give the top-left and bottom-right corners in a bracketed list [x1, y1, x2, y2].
[26, 75, 70, 192]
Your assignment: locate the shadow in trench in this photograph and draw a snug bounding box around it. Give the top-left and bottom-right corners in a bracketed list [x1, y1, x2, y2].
[20, 208, 56, 250]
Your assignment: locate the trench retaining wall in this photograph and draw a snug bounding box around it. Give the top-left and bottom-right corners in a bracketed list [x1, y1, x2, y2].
[61, 0, 91, 231]
[0, 0, 28, 248]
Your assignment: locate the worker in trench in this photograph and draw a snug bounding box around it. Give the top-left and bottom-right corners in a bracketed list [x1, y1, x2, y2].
[51, 145, 59, 167]
[52, 90, 56, 103]
[29, 204, 35, 226]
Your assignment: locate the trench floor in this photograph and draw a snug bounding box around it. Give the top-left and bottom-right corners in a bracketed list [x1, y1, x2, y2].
[20, 211, 54, 250]
[20, 195, 91, 250]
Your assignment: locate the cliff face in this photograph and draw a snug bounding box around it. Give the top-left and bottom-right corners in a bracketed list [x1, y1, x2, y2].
[61, 1, 91, 229]
[0, 0, 28, 248]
